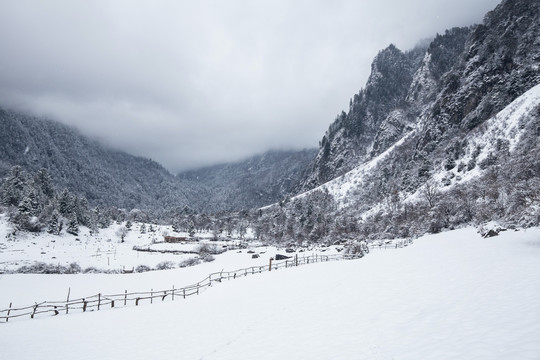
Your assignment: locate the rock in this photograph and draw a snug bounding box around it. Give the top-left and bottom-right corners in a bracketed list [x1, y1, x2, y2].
[252, 254, 260, 259]
[478, 221, 507, 238]
[275, 254, 291, 260]
[285, 248, 295, 253]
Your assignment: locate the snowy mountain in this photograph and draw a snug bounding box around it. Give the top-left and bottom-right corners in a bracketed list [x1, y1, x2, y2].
[299, 0, 539, 195]
[253, 0, 540, 243]
[1, 0, 539, 236]
[0, 110, 314, 213]
[177, 149, 316, 212]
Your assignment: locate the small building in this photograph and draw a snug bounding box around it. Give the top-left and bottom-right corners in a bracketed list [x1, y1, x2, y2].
[164, 235, 187, 243]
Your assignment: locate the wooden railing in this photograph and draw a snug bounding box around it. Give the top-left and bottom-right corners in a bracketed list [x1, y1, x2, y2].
[0, 252, 367, 323]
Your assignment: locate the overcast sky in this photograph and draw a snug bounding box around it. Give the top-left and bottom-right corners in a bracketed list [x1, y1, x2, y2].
[0, 0, 501, 173]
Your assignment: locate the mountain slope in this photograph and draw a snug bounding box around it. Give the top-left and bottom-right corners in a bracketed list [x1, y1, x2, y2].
[252, 0, 540, 243]
[0, 109, 315, 213]
[299, 28, 471, 192]
[178, 149, 316, 212]
[0, 108, 205, 210]
[298, 0, 539, 195]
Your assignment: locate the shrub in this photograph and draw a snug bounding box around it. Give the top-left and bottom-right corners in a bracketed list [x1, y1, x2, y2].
[200, 253, 215, 262]
[197, 243, 224, 256]
[16, 261, 81, 274]
[135, 265, 152, 273]
[179, 257, 201, 268]
[155, 261, 175, 270]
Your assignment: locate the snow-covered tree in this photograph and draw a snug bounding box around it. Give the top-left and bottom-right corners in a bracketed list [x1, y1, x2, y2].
[47, 210, 62, 235]
[66, 212, 79, 236]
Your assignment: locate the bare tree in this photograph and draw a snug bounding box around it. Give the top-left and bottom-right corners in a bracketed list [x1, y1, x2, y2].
[421, 180, 439, 209]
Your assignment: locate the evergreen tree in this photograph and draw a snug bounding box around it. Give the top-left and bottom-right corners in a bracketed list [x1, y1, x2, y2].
[47, 210, 62, 235]
[1, 166, 28, 207]
[33, 168, 55, 199]
[58, 189, 74, 216]
[66, 212, 79, 236]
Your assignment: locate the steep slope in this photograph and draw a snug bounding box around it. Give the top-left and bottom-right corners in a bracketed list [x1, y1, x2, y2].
[177, 149, 316, 212]
[0, 108, 206, 210]
[417, 0, 540, 148]
[299, 0, 539, 193]
[252, 0, 540, 243]
[299, 27, 471, 191]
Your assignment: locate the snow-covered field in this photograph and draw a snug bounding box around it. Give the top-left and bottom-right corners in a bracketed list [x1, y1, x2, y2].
[0, 214, 262, 273]
[1, 226, 539, 359]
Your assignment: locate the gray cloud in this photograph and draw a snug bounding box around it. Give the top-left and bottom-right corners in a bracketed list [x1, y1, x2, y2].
[0, 0, 501, 172]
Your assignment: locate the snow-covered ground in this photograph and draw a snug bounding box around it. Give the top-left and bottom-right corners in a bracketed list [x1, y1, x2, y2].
[1, 226, 539, 359]
[0, 214, 263, 273]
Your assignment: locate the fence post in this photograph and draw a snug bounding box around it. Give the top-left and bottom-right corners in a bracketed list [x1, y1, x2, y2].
[31, 303, 38, 319]
[183, 288, 186, 299]
[124, 290, 127, 306]
[83, 299, 87, 312]
[172, 286, 175, 301]
[66, 287, 71, 315]
[295, 254, 298, 266]
[151, 289, 153, 304]
[269, 257, 273, 272]
[6, 302, 12, 323]
[98, 293, 101, 311]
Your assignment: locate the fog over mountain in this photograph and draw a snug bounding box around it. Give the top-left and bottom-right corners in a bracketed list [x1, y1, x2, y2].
[0, 0, 500, 173]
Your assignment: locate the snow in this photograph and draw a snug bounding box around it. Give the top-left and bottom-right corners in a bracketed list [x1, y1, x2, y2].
[0, 215, 258, 273]
[294, 129, 416, 207]
[1, 227, 539, 359]
[285, 82, 540, 217]
[433, 82, 540, 188]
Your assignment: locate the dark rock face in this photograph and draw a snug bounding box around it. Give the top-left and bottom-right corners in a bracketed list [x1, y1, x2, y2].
[298, 0, 540, 195]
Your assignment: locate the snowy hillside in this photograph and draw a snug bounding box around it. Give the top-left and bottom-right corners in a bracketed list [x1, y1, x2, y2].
[1, 227, 539, 359]
[307, 82, 540, 209]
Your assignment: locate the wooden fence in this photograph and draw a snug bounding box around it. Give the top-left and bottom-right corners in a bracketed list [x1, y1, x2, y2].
[0, 252, 365, 323]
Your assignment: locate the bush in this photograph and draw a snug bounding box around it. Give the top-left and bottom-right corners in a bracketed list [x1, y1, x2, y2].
[83, 266, 101, 274]
[135, 265, 152, 273]
[343, 242, 364, 257]
[200, 253, 215, 262]
[155, 261, 175, 270]
[197, 243, 224, 256]
[16, 261, 81, 274]
[179, 257, 201, 268]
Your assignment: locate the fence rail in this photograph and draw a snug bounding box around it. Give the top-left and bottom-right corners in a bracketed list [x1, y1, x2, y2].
[0, 251, 367, 323]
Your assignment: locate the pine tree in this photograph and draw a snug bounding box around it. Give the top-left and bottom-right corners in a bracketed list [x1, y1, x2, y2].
[33, 168, 55, 199]
[48, 210, 62, 235]
[1, 166, 28, 207]
[66, 213, 79, 236]
[58, 189, 74, 217]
